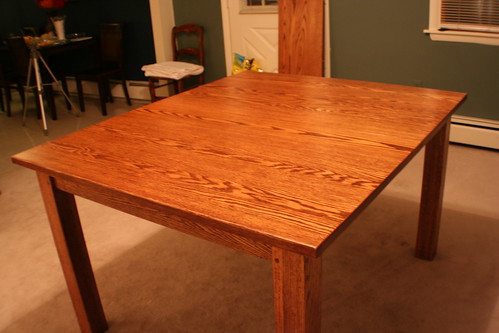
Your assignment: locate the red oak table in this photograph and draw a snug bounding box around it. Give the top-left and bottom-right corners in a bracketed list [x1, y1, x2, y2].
[12, 72, 466, 332]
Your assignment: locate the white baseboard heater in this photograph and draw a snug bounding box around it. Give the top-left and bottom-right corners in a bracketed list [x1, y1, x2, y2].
[450, 115, 499, 150]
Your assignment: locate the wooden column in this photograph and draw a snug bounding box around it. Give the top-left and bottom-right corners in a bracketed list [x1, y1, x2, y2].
[273, 248, 322, 333]
[276, 6, 325, 330]
[415, 121, 451, 260]
[37, 173, 108, 333]
[278, 0, 325, 76]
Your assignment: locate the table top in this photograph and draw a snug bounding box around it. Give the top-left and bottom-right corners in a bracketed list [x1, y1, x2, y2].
[0, 36, 94, 55]
[12, 72, 466, 257]
[36, 36, 95, 56]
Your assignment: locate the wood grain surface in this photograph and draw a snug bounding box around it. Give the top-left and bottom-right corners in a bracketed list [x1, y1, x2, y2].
[37, 173, 107, 333]
[416, 121, 450, 260]
[12, 71, 466, 257]
[279, 0, 324, 76]
[273, 248, 322, 332]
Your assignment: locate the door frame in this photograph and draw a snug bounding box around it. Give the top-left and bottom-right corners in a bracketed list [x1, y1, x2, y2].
[220, 0, 331, 77]
[149, 0, 175, 63]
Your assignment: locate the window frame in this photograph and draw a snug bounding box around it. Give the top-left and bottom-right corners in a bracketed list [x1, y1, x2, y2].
[424, 0, 499, 46]
[239, 0, 278, 14]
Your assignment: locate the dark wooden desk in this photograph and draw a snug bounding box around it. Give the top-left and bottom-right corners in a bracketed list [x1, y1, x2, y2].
[37, 37, 97, 78]
[1, 36, 95, 63]
[37, 37, 96, 56]
[2, 36, 96, 121]
[12, 72, 466, 332]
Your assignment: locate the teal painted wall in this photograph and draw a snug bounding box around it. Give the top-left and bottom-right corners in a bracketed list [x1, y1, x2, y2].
[330, 0, 499, 120]
[8, 0, 493, 118]
[172, 0, 226, 83]
[9, 0, 499, 120]
[173, 0, 498, 121]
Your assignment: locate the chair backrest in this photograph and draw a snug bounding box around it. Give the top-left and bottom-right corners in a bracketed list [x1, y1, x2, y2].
[172, 24, 204, 67]
[6, 37, 30, 79]
[99, 23, 125, 68]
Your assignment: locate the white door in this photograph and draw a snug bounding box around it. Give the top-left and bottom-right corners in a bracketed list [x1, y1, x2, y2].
[221, 0, 330, 77]
[221, 0, 279, 75]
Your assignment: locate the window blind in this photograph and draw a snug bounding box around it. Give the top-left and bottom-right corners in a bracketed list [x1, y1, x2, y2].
[440, 0, 499, 32]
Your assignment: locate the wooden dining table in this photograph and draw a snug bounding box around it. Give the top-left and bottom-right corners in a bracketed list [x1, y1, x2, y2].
[12, 71, 466, 332]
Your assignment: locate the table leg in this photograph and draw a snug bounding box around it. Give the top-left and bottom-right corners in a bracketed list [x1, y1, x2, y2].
[415, 121, 450, 260]
[272, 248, 322, 333]
[37, 173, 108, 333]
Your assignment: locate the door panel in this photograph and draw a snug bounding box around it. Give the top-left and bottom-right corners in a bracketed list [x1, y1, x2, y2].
[222, 0, 278, 74]
[221, 0, 330, 76]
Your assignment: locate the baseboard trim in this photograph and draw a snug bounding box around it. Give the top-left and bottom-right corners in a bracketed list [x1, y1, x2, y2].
[58, 79, 153, 101]
[450, 116, 499, 150]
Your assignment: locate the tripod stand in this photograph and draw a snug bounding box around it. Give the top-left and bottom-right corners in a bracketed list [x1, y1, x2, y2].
[23, 42, 81, 135]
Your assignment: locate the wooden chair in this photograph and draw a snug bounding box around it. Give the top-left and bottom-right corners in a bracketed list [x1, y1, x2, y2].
[145, 24, 204, 102]
[75, 23, 131, 116]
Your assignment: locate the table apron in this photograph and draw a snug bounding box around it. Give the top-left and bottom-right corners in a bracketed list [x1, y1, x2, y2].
[53, 176, 273, 260]
[40, 39, 96, 57]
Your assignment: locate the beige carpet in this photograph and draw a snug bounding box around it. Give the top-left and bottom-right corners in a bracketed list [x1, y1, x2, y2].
[1, 95, 498, 332]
